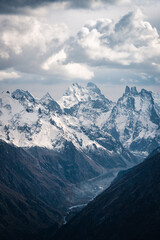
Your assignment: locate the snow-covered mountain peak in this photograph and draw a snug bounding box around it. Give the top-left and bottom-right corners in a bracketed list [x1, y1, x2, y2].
[12, 89, 35, 103]
[40, 92, 62, 114]
[59, 83, 89, 109]
[40, 92, 54, 104]
[153, 92, 160, 105]
[59, 82, 113, 109]
[140, 88, 153, 100]
[0, 84, 159, 163]
[124, 85, 130, 95]
[66, 83, 84, 96]
[87, 82, 101, 95]
[72, 82, 81, 89]
[41, 92, 52, 99]
[105, 85, 160, 158]
[11, 89, 37, 112]
[124, 86, 138, 96]
[118, 86, 155, 112]
[131, 86, 138, 95]
[116, 85, 157, 115]
[152, 92, 160, 118]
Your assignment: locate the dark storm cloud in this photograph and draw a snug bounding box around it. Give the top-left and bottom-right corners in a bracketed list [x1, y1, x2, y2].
[0, 0, 124, 14]
[0, 0, 50, 13]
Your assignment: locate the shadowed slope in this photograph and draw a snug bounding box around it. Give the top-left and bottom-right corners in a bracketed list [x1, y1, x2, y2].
[55, 148, 160, 240]
[0, 140, 71, 240]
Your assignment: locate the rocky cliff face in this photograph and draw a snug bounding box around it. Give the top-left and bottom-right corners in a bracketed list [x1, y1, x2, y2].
[0, 140, 66, 240]
[104, 86, 160, 158]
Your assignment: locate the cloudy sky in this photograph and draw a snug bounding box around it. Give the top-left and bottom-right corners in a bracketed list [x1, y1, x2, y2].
[0, 0, 159, 100]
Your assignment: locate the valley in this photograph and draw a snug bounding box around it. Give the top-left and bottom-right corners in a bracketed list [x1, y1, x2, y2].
[0, 82, 159, 239]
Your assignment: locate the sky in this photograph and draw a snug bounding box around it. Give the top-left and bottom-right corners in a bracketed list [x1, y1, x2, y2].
[0, 0, 160, 101]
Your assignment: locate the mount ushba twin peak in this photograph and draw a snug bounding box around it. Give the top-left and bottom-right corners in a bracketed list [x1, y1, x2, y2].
[105, 86, 160, 158]
[0, 83, 159, 166]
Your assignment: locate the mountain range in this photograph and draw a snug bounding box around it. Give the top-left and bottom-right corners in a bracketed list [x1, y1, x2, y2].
[0, 82, 160, 239]
[0, 82, 159, 159]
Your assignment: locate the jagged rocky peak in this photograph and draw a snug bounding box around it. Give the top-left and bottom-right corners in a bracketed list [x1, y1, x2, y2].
[65, 82, 82, 95]
[140, 88, 149, 94]
[59, 82, 114, 109]
[87, 82, 101, 95]
[106, 84, 160, 158]
[139, 89, 155, 106]
[140, 88, 152, 98]
[40, 92, 62, 114]
[131, 86, 138, 95]
[124, 86, 153, 99]
[12, 89, 35, 103]
[125, 85, 130, 95]
[65, 82, 103, 99]
[72, 82, 81, 88]
[59, 83, 89, 109]
[124, 86, 138, 96]
[40, 92, 53, 103]
[44, 92, 52, 99]
[118, 86, 155, 112]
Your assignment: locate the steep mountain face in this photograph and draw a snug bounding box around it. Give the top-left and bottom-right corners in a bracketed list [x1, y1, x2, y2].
[104, 86, 160, 158]
[0, 85, 136, 171]
[59, 82, 114, 111]
[55, 148, 160, 240]
[0, 84, 159, 199]
[0, 84, 159, 173]
[40, 92, 62, 114]
[0, 140, 69, 240]
[152, 92, 160, 118]
[27, 142, 101, 185]
[60, 82, 114, 142]
[0, 83, 159, 239]
[0, 139, 107, 240]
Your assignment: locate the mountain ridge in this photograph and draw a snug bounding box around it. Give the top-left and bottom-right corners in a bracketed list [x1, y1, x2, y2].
[55, 148, 160, 240]
[0, 83, 159, 166]
[0, 83, 138, 168]
[0, 83, 159, 239]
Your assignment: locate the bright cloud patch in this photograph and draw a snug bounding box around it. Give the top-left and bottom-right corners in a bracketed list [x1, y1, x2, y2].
[42, 49, 67, 71]
[0, 15, 69, 57]
[0, 9, 160, 83]
[0, 15, 94, 81]
[65, 63, 94, 80]
[77, 9, 160, 67]
[42, 49, 94, 80]
[0, 70, 20, 81]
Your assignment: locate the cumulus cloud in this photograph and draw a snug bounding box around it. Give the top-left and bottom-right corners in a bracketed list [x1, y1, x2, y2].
[0, 15, 69, 57]
[42, 49, 94, 80]
[0, 15, 94, 81]
[64, 63, 94, 80]
[42, 49, 67, 70]
[0, 70, 20, 81]
[0, 9, 160, 83]
[76, 9, 160, 68]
